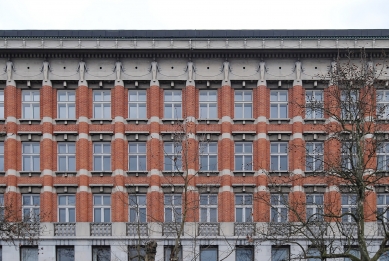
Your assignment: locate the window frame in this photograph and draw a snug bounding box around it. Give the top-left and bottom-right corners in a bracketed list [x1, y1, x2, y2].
[129, 194, 147, 223]
[92, 246, 110, 261]
[128, 142, 147, 172]
[236, 246, 254, 261]
[271, 194, 289, 223]
[58, 142, 76, 172]
[234, 90, 253, 119]
[199, 90, 218, 119]
[58, 194, 76, 223]
[21, 246, 39, 261]
[92, 90, 111, 119]
[272, 246, 290, 261]
[305, 90, 324, 119]
[306, 142, 324, 172]
[377, 142, 389, 171]
[306, 194, 324, 221]
[341, 194, 357, 223]
[200, 246, 218, 261]
[164, 90, 182, 119]
[0, 90, 4, 119]
[164, 194, 182, 222]
[377, 90, 389, 119]
[128, 246, 146, 261]
[235, 194, 253, 222]
[341, 142, 357, 170]
[200, 194, 218, 222]
[270, 90, 288, 119]
[22, 194, 40, 222]
[22, 142, 40, 172]
[164, 142, 182, 171]
[128, 90, 147, 119]
[164, 246, 183, 261]
[377, 194, 389, 222]
[93, 195, 111, 223]
[270, 142, 288, 171]
[0, 142, 4, 172]
[235, 142, 253, 171]
[57, 90, 76, 119]
[22, 90, 40, 119]
[93, 142, 111, 172]
[199, 142, 218, 172]
[341, 90, 359, 120]
[56, 246, 75, 261]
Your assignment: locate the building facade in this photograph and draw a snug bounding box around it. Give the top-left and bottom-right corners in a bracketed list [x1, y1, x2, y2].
[0, 30, 388, 261]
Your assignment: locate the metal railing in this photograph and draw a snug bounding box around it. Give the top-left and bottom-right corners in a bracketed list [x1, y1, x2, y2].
[234, 222, 256, 236]
[198, 223, 219, 236]
[90, 223, 112, 236]
[54, 223, 76, 236]
[126, 223, 148, 236]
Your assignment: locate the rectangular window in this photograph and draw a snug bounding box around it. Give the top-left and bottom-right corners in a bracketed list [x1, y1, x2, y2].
[93, 195, 111, 222]
[234, 90, 252, 119]
[341, 90, 358, 120]
[129, 142, 146, 171]
[199, 90, 217, 119]
[0, 194, 4, 220]
[164, 246, 182, 261]
[129, 194, 147, 223]
[92, 246, 110, 261]
[270, 142, 288, 171]
[58, 195, 75, 222]
[377, 90, 389, 119]
[306, 194, 324, 221]
[164, 194, 182, 222]
[200, 194, 217, 222]
[22, 142, 40, 171]
[271, 194, 288, 222]
[57, 90, 75, 119]
[235, 194, 253, 222]
[93, 143, 111, 171]
[272, 247, 290, 261]
[344, 247, 360, 261]
[0, 142, 4, 172]
[93, 90, 111, 119]
[129, 90, 146, 119]
[236, 246, 254, 261]
[22, 194, 40, 222]
[56, 246, 75, 261]
[306, 142, 323, 171]
[0, 90, 4, 118]
[305, 90, 324, 119]
[22, 90, 40, 119]
[341, 142, 357, 170]
[164, 142, 182, 171]
[199, 142, 217, 171]
[270, 90, 288, 118]
[307, 247, 321, 261]
[377, 194, 389, 222]
[164, 90, 182, 119]
[21, 246, 38, 261]
[235, 142, 253, 171]
[128, 246, 146, 261]
[378, 143, 389, 171]
[200, 246, 218, 261]
[58, 142, 76, 172]
[341, 194, 357, 223]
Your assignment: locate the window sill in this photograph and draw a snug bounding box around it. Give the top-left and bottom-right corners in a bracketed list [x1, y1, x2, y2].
[162, 171, 184, 176]
[91, 171, 112, 177]
[19, 171, 41, 177]
[55, 172, 77, 177]
[198, 171, 219, 177]
[161, 119, 184, 124]
[268, 118, 290, 124]
[304, 170, 325, 177]
[269, 171, 289, 177]
[54, 119, 77, 125]
[19, 119, 41, 125]
[304, 118, 326, 124]
[126, 171, 148, 176]
[233, 119, 255, 124]
[375, 119, 389, 124]
[90, 119, 112, 124]
[233, 171, 255, 176]
[126, 119, 148, 124]
[0, 119, 5, 124]
[197, 119, 220, 124]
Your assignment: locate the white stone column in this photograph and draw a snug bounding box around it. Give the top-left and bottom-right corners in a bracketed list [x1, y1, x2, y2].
[219, 244, 235, 261]
[75, 243, 92, 261]
[39, 245, 55, 261]
[111, 244, 128, 261]
[3, 245, 20, 261]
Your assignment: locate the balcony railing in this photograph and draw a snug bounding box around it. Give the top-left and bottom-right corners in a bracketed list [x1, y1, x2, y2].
[234, 222, 255, 236]
[198, 223, 219, 236]
[126, 223, 148, 236]
[305, 222, 328, 237]
[163, 223, 184, 237]
[340, 222, 357, 237]
[377, 223, 389, 236]
[90, 223, 112, 236]
[268, 222, 291, 237]
[54, 223, 76, 236]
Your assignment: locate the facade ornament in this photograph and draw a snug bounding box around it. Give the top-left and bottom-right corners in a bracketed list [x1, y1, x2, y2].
[294, 60, 302, 86]
[151, 61, 159, 85]
[114, 60, 124, 85]
[258, 61, 266, 86]
[5, 60, 15, 85]
[77, 60, 87, 85]
[329, 60, 338, 86]
[222, 61, 230, 85]
[186, 61, 195, 86]
[42, 60, 51, 85]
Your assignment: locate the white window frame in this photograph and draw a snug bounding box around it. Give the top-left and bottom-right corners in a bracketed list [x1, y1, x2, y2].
[164, 90, 182, 119]
[129, 194, 147, 223]
[0, 142, 4, 172]
[270, 142, 288, 171]
[0, 90, 4, 119]
[234, 90, 253, 119]
[93, 90, 111, 119]
[199, 90, 217, 119]
[0, 194, 4, 220]
[200, 194, 218, 222]
[164, 194, 182, 222]
[235, 142, 253, 171]
[164, 142, 182, 171]
[235, 194, 253, 222]
[22, 142, 40, 172]
[306, 142, 324, 171]
[271, 194, 288, 223]
[305, 90, 324, 119]
[377, 194, 389, 222]
[22, 194, 40, 222]
[378, 142, 389, 171]
[93, 195, 111, 222]
[341, 90, 358, 120]
[129, 142, 147, 171]
[341, 194, 357, 223]
[341, 142, 357, 170]
[199, 142, 217, 171]
[306, 194, 324, 221]
[270, 90, 288, 119]
[377, 90, 389, 119]
[58, 142, 76, 172]
[22, 90, 40, 119]
[93, 142, 111, 171]
[129, 90, 147, 119]
[58, 195, 76, 223]
[57, 90, 75, 119]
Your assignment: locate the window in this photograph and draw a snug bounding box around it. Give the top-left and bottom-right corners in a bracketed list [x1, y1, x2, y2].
[92, 246, 110, 261]
[377, 90, 389, 119]
[341, 194, 357, 223]
[377, 194, 389, 222]
[93, 90, 111, 119]
[164, 194, 182, 222]
[58, 143, 76, 172]
[381, 251, 389, 261]
[235, 142, 253, 171]
[128, 246, 146, 261]
[305, 90, 324, 119]
[93, 143, 111, 171]
[378, 142, 389, 171]
[236, 246, 254, 261]
[344, 247, 359, 261]
[306, 194, 324, 221]
[270, 142, 288, 171]
[306, 142, 323, 171]
[199, 90, 217, 119]
[129, 194, 147, 223]
[272, 247, 290, 261]
[270, 90, 288, 119]
[341, 90, 358, 120]
[0, 194, 4, 220]
[341, 142, 357, 170]
[0, 90, 4, 118]
[22, 194, 40, 222]
[199, 142, 217, 171]
[22, 90, 40, 119]
[129, 90, 146, 119]
[234, 90, 252, 119]
[56, 246, 75, 261]
[200, 246, 218, 261]
[22, 142, 40, 172]
[58, 195, 75, 222]
[200, 194, 217, 222]
[0, 142, 4, 172]
[21, 246, 38, 261]
[164, 90, 182, 119]
[93, 195, 111, 222]
[164, 246, 182, 261]
[271, 194, 288, 222]
[129, 142, 146, 171]
[57, 90, 75, 119]
[164, 142, 182, 171]
[235, 194, 253, 222]
[307, 247, 321, 261]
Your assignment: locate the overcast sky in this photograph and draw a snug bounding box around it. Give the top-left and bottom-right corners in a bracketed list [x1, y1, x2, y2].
[0, 0, 388, 30]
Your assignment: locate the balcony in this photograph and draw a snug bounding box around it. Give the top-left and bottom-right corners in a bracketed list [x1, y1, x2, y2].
[126, 223, 148, 236]
[234, 222, 255, 236]
[377, 223, 389, 236]
[163, 223, 184, 237]
[340, 223, 357, 237]
[54, 223, 76, 236]
[198, 223, 219, 236]
[268, 222, 291, 237]
[305, 222, 328, 237]
[90, 223, 112, 236]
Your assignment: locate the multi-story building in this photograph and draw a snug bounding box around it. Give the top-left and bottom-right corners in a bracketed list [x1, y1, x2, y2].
[0, 30, 388, 261]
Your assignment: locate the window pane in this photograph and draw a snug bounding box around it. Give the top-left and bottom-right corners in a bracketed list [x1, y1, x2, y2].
[94, 209, 101, 222]
[200, 248, 217, 261]
[69, 208, 75, 222]
[104, 208, 110, 222]
[59, 208, 66, 222]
